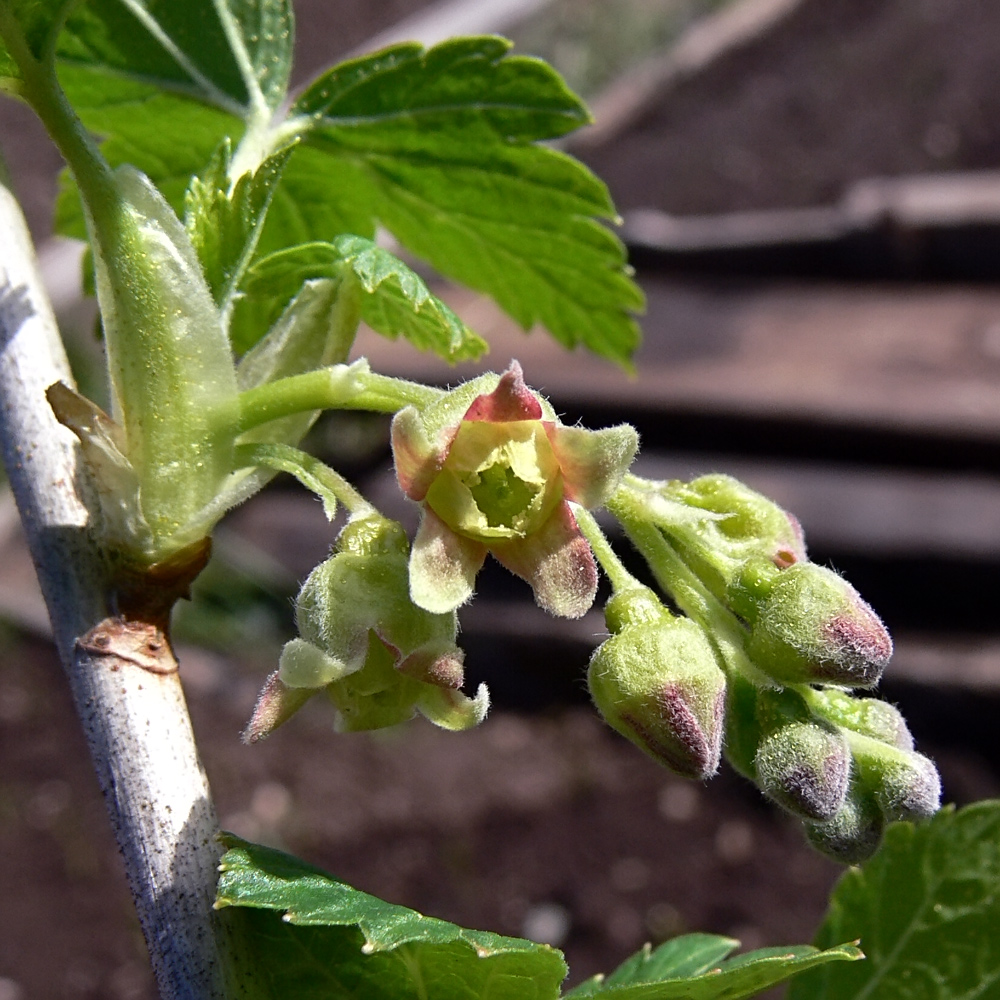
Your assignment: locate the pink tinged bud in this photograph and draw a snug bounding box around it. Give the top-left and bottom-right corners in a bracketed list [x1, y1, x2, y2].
[754, 721, 850, 821]
[805, 776, 885, 865]
[850, 737, 942, 823]
[241, 670, 318, 744]
[588, 594, 726, 780]
[745, 563, 892, 688]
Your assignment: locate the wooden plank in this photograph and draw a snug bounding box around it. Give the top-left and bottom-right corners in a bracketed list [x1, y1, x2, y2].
[353, 277, 1000, 438]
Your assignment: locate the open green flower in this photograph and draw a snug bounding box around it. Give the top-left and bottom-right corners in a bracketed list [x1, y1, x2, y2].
[392, 362, 638, 617]
[243, 517, 488, 740]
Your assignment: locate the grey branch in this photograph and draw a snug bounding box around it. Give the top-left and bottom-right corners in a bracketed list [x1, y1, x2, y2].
[0, 184, 235, 997]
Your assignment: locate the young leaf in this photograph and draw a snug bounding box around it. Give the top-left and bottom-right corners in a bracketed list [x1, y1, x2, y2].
[215, 833, 568, 999]
[565, 935, 741, 995]
[564, 937, 862, 1000]
[274, 36, 643, 367]
[185, 139, 293, 315]
[787, 801, 1000, 1000]
[232, 236, 488, 362]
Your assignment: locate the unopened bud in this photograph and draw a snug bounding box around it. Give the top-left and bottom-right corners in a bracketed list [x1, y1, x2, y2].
[743, 563, 892, 688]
[805, 776, 885, 865]
[588, 588, 726, 779]
[755, 720, 850, 821]
[809, 688, 914, 750]
[670, 474, 806, 568]
[851, 736, 941, 823]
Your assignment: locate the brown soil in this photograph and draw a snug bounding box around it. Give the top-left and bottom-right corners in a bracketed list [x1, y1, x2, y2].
[576, 0, 1000, 215]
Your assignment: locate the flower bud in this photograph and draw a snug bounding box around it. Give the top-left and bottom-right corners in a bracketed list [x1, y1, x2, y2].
[247, 516, 487, 737]
[588, 588, 726, 779]
[850, 736, 941, 823]
[743, 563, 892, 688]
[805, 776, 885, 865]
[668, 474, 806, 568]
[755, 720, 850, 821]
[809, 688, 914, 750]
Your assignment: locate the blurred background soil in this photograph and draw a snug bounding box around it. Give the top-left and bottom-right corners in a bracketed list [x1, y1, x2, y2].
[4, 0, 1000, 997]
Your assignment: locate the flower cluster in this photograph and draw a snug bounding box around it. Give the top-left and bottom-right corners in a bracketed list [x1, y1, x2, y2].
[240, 358, 938, 867]
[591, 472, 938, 863]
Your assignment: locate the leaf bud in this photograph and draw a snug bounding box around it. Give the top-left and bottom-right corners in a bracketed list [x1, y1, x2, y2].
[742, 563, 892, 687]
[588, 587, 726, 779]
[805, 775, 885, 865]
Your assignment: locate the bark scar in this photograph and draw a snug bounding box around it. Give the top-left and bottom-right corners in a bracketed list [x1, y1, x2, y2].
[76, 617, 178, 675]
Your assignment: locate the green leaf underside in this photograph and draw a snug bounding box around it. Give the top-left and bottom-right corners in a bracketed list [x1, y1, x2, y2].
[788, 801, 1000, 1000]
[565, 935, 861, 1000]
[57, 0, 292, 115]
[232, 236, 487, 362]
[216, 833, 567, 1000]
[54, 68, 245, 236]
[50, 0, 290, 231]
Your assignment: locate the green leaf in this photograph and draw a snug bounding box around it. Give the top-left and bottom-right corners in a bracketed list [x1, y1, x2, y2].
[232, 236, 488, 362]
[53, 69, 244, 237]
[0, 0, 76, 78]
[185, 139, 292, 314]
[215, 833, 568, 1000]
[50, 0, 291, 233]
[788, 801, 1000, 1000]
[270, 36, 643, 367]
[566, 935, 740, 995]
[57, 0, 292, 116]
[564, 936, 862, 1000]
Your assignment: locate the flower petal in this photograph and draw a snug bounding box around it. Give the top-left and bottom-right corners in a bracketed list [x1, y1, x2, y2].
[409, 508, 488, 613]
[491, 501, 598, 618]
[548, 422, 639, 508]
[391, 405, 456, 501]
[463, 360, 543, 422]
